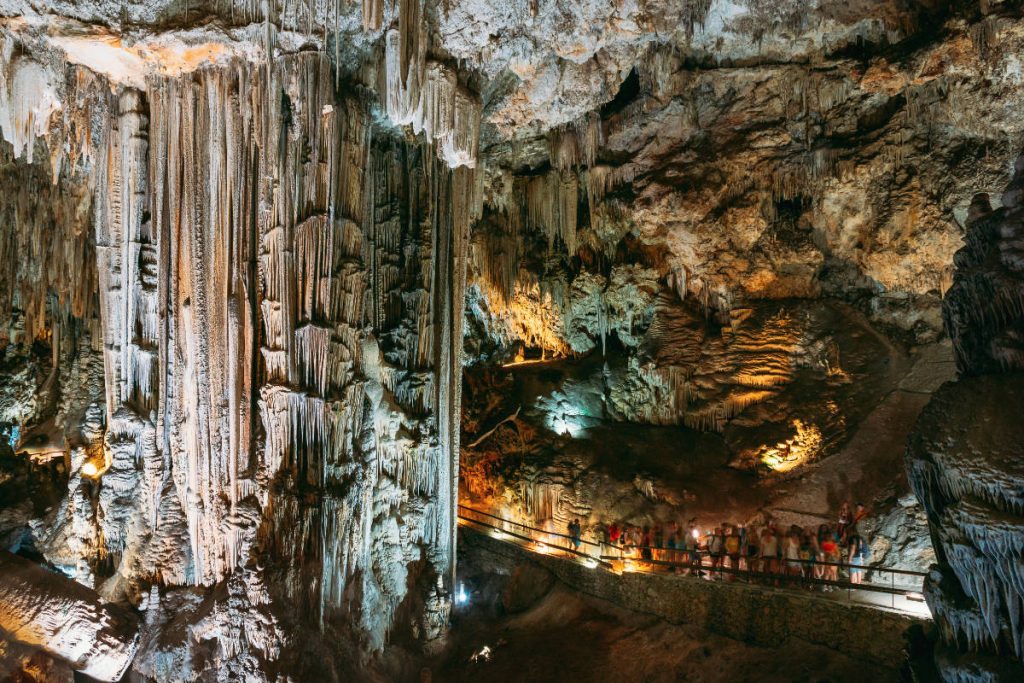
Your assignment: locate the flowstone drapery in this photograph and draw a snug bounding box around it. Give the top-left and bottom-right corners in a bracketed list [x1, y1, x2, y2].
[0, 28, 480, 673]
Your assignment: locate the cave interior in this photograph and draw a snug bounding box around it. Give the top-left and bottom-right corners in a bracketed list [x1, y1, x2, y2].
[0, 1, 1023, 682]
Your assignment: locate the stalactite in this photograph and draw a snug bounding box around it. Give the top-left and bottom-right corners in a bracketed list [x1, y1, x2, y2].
[548, 111, 603, 171]
[0, 37, 477, 658]
[381, 2, 481, 168]
[525, 171, 579, 255]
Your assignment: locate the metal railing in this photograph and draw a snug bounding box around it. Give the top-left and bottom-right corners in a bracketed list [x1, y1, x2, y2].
[457, 504, 928, 612]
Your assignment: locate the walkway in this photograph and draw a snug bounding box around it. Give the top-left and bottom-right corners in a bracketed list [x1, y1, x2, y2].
[457, 504, 931, 618]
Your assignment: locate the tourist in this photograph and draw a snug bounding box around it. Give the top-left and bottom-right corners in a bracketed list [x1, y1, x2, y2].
[724, 525, 742, 577]
[708, 527, 725, 577]
[815, 524, 828, 580]
[760, 527, 779, 576]
[820, 525, 840, 585]
[638, 526, 652, 560]
[837, 501, 853, 541]
[568, 519, 582, 550]
[745, 524, 760, 573]
[608, 521, 621, 547]
[737, 524, 749, 570]
[854, 502, 868, 524]
[807, 528, 822, 580]
[799, 532, 815, 581]
[848, 527, 870, 585]
[607, 522, 622, 556]
[666, 521, 679, 551]
[784, 529, 802, 580]
[685, 521, 701, 575]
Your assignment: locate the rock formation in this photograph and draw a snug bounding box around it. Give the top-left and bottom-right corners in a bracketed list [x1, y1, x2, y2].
[0, 5, 482, 677]
[0, 550, 139, 682]
[907, 161, 1024, 680]
[1, 0, 1024, 680]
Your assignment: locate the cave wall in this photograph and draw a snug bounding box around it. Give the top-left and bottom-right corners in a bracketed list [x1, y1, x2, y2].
[907, 162, 1024, 681]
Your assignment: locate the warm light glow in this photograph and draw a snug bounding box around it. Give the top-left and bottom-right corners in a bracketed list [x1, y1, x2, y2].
[81, 462, 98, 477]
[759, 419, 823, 472]
[481, 280, 570, 360]
[691, 528, 700, 539]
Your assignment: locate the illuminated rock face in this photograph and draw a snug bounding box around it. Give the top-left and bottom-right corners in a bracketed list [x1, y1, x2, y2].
[907, 163, 1024, 681]
[0, 27, 480, 677]
[0, 550, 139, 682]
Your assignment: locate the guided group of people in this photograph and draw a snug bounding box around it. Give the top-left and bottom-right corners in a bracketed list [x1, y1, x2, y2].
[596, 501, 872, 588]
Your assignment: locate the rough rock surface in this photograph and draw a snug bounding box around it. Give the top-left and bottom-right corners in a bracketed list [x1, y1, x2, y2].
[0, 550, 139, 681]
[460, 308, 947, 575]
[907, 160, 1024, 681]
[0, 8, 480, 679]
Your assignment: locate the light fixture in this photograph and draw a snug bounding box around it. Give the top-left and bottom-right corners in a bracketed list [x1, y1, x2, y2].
[81, 462, 99, 478]
[456, 582, 469, 605]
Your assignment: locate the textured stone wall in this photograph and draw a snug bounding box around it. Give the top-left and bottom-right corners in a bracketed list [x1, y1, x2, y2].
[907, 161, 1024, 681]
[0, 550, 139, 682]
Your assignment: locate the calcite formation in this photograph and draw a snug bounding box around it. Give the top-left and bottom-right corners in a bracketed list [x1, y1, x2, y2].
[0, 3, 482, 677]
[0, 550, 139, 682]
[907, 161, 1024, 681]
[2, 0, 1024, 680]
